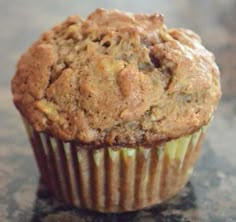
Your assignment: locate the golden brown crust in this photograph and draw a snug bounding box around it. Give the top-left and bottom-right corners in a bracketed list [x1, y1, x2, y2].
[12, 9, 221, 147]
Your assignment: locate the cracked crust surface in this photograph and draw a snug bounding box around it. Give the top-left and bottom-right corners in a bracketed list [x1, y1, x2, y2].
[11, 9, 221, 147]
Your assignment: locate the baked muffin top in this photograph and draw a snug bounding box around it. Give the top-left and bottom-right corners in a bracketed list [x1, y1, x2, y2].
[12, 9, 221, 148]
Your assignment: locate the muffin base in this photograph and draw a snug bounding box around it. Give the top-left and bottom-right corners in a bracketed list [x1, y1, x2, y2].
[24, 120, 206, 212]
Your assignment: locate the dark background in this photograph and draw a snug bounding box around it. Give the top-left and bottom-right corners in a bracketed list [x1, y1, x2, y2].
[0, 1, 236, 221]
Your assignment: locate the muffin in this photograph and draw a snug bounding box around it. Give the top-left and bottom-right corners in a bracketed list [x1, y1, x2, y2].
[11, 9, 221, 212]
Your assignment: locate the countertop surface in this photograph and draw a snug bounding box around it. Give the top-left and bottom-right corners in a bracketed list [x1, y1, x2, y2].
[0, 0, 236, 221]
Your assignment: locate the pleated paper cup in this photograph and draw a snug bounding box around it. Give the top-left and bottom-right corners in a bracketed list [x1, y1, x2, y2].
[23, 119, 207, 212]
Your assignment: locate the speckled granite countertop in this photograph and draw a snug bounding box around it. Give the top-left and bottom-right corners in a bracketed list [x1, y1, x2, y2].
[1, 1, 236, 221]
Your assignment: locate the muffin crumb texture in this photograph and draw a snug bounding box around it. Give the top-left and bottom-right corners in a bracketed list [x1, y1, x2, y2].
[12, 9, 221, 147]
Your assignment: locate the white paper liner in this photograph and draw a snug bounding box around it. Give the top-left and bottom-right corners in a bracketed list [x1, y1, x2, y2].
[24, 121, 206, 212]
